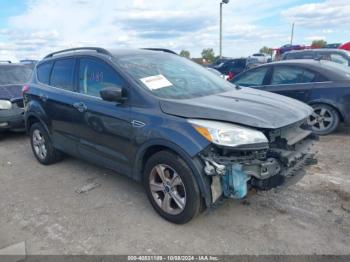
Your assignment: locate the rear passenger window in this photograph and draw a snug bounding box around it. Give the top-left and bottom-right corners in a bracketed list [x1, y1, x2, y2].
[37, 62, 53, 85]
[50, 59, 75, 91]
[79, 58, 124, 97]
[271, 66, 316, 85]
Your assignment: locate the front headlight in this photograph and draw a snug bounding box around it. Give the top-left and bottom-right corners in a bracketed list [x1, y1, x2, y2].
[188, 119, 268, 148]
[0, 100, 12, 110]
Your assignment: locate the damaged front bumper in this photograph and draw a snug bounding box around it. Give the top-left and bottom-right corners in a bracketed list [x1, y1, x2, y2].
[200, 122, 318, 203]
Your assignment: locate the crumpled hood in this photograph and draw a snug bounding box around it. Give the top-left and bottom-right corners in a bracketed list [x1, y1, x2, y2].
[0, 84, 23, 100]
[160, 87, 313, 129]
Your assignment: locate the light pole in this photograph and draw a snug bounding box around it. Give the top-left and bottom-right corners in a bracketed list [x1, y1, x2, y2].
[219, 0, 229, 58]
[290, 22, 295, 45]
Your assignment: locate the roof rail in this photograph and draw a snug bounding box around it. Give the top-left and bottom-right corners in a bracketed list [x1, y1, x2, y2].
[44, 47, 112, 59]
[0, 60, 12, 63]
[141, 48, 177, 55]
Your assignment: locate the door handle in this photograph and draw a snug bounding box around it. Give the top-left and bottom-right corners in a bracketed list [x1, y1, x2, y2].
[73, 102, 87, 113]
[39, 94, 48, 102]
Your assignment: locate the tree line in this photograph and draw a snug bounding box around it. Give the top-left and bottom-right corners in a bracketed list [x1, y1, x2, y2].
[179, 39, 329, 63]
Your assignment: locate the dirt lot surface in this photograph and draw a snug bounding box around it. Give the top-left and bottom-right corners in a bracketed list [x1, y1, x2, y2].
[0, 128, 349, 255]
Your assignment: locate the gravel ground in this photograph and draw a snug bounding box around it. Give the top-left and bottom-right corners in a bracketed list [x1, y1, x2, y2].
[0, 128, 349, 255]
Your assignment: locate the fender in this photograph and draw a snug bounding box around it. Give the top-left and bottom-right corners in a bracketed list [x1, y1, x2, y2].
[25, 100, 51, 134]
[133, 139, 212, 207]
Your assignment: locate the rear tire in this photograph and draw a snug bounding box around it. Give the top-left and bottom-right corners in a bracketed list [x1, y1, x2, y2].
[308, 104, 340, 135]
[29, 122, 62, 165]
[143, 150, 201, 224]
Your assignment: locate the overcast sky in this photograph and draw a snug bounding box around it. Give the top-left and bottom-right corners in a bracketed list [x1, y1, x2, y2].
[0, 0, 349, 61]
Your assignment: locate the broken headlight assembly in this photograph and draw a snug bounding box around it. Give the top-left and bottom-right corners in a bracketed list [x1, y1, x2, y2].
[190, 119, 317, 203]
[0, 100, 12, 110]
[188, 119, 268, 148]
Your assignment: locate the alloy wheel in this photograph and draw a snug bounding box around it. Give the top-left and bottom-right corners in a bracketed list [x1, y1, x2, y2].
[308, 106, 334, 132]
[149, 164, 187, 215]
[32, 129, 47, 160]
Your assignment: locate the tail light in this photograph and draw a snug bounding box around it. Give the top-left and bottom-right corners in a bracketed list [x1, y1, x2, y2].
[22, 85, 29, 94]
[227, 72, 235, 81]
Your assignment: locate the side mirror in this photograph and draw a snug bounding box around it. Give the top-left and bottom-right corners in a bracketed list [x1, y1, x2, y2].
[100, 86, 125, 103]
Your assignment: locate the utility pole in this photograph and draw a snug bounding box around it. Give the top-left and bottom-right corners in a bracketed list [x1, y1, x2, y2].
[290, 22, 295, 45]
[219, 0, 229, 58]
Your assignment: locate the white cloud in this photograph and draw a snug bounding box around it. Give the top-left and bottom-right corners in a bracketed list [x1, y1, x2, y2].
[1, 0, 341, 61]
[283, 0, 350, 28]
[305, 35, 326, 41]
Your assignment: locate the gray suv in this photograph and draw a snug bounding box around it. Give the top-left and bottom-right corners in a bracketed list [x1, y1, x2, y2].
[24, 47, 317, 224]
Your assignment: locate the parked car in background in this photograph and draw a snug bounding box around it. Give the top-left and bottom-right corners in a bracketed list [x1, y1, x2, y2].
[339, 42, 350, 52]
[207, 67, 227, 79]
[230, 60, 350, 135]
[210, 56, 232, 67]
[0, 61, 33, 132]
[282, 49, 350, 66]
[246, 57, 261, 68]
[213, 58, 247, 80]
[24, 47, 316, 223]
[277, 44, 304, 55]
[20, 59, 39, 65]
[251, 53, 269, 63]
[323, 43, 341, 49]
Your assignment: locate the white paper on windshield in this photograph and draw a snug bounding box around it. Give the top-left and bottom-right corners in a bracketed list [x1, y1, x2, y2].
[140, 74, 172, 90]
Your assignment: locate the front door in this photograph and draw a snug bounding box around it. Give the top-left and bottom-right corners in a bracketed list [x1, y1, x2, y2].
[74, 57, 133, 176]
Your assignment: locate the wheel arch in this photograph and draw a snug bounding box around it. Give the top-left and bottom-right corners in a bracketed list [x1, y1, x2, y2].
[308, 99, 344, 122]
[133, 139, 212, 208]
[25, 99, 51, 134]
[25, 112, 50, 135]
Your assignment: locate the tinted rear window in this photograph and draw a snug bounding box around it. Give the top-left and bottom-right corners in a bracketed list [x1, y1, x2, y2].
[0, 65, 33, 85]
[37, 62, 53, 85]
[50, 59, 75, 91]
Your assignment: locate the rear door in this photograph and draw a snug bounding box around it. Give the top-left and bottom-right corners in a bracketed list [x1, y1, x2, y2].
[38, 58, 82, 156]
[261, 65, 317, 102]
[74, 57, 133, 175]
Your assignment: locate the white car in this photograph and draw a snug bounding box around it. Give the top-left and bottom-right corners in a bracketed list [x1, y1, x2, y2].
[251, 53, 269, 63]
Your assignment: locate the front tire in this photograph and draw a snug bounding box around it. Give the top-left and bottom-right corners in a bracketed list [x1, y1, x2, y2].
[143, 150, 201, 224]
[308, 104, 340, 135]
[29, 122, 62, 165]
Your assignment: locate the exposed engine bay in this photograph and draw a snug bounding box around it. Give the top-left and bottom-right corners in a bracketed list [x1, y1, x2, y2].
[200, 120, 318, 203]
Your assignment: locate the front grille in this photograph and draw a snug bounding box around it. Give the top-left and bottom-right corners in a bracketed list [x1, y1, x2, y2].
[267, 119, 313, 149]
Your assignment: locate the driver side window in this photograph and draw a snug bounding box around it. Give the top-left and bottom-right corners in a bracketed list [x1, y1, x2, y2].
[79, 58, 124, 97]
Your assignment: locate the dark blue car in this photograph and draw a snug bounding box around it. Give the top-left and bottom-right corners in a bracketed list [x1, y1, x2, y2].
[0, 62, 33, 132]
[24, 48, 317, 223]
[231, 59, 350, 135]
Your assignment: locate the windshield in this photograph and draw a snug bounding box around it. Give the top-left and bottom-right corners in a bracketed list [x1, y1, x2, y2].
[0, 65, 33, 85]
[115, 53, 234, 99]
